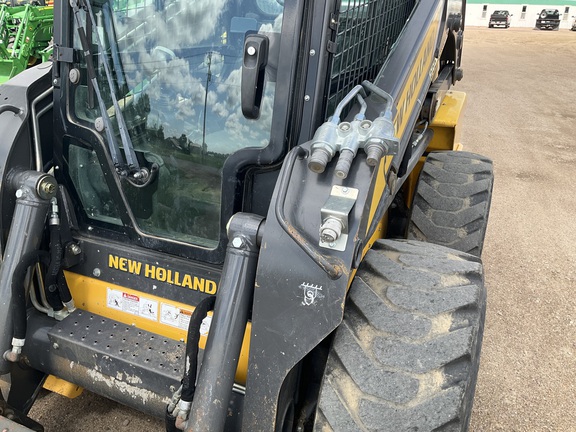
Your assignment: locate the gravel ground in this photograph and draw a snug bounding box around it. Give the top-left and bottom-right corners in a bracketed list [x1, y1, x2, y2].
[23, 26, 576, 431]
[459, 27, 576, 432]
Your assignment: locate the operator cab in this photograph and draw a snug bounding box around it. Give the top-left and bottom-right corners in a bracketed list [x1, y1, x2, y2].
[59, 0, 287, 260]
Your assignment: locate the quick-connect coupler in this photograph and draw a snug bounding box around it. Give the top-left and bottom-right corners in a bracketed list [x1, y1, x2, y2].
[364, 111, 398, 167]
[307, 83, 399, 178]
[308, 121, 339, 174]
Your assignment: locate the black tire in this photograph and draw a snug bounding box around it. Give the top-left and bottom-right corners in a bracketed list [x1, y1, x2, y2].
[314, 239, 486, 432]
[407, 151, 494, 257]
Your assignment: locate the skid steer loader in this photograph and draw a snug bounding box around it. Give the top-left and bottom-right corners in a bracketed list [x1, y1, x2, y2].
[0, 0, 493, 430]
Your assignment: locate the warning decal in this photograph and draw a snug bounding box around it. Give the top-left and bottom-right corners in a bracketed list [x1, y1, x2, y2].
[160, 303, 192, 330]
[106, 288, 158, 321]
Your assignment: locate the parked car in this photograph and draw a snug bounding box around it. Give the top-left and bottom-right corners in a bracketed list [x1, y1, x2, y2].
[571, 16, 576, 31]
[536, 9, 560, 30]
[489, 10, 512, 28]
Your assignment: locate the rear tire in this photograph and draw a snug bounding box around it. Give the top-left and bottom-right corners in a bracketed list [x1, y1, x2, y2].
[407, 151, 494, 257]
[314, 240, 486, 432]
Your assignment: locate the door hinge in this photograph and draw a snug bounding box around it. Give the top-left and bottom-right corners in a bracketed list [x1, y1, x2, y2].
[53, 45, 74, 63]
[326, 40, 338, 54]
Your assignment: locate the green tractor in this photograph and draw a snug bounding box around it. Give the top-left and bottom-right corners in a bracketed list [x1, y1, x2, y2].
[0, 2, 53, 83]
[0, 0, 493, 430]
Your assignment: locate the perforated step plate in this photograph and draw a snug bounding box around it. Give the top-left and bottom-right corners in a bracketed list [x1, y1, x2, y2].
[47, 309, 183, 399]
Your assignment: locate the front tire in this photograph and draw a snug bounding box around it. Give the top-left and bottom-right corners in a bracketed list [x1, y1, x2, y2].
[314, 240, 486, 432]
[407, 151, 494, 257]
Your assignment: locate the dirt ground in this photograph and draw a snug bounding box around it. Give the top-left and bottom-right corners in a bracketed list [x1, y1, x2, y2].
[23, 27, 576, 431]
[460, 27, 576, 432]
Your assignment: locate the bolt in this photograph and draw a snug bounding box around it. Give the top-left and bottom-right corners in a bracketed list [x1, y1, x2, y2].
[53, 78, 58, 86]
[342, 187, 349, 194]
[94, 117, 105, 132]
[231, 237, 244, 248]
[309, 49, 316, 56]
[70, 244, 82, 255]
[247, 46, 256, 56]
[304, 95, 310, 102]
[53, 343, 59, 350]
[15, 188, 25, 199]
[93, 268, 101, 277]
[329, 242, 335, 248]
[69, 68, 80, 84]
[339, 123, 350, 131]
[40, 181, 56, 196]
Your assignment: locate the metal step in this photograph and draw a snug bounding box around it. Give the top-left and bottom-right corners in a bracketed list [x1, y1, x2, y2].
[23, 309, 244, 427]
[47, 309, 184, 396]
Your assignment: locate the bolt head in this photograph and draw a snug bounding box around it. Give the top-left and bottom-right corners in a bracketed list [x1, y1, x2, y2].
[247, 46, 256, 56]
[232, 237, 244, 248]
[93, 268, 101, 277]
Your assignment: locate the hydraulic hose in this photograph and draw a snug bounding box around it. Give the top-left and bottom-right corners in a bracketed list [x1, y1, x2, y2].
[45, 224, 62, 297]
[181, 295, 216, 402]
[46, 196, 74, 307]
[11, 250, 50, 340]
[166, 295, 216, 430]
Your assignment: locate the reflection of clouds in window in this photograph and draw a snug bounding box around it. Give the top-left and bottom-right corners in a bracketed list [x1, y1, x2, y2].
[115, 0, 227, 49]
[112, 2, 282, 153]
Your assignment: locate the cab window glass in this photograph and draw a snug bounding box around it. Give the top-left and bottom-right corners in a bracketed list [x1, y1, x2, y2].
[70, 0, 284, 247]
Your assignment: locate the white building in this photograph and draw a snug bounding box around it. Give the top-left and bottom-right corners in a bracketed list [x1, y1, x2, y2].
[467, 0, 576, 28]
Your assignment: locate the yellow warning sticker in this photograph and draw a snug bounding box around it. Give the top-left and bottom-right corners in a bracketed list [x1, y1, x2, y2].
[106, 288, 159, 322]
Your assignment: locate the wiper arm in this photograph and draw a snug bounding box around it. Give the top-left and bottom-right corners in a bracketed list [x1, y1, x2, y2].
[71, 0, 150, 183]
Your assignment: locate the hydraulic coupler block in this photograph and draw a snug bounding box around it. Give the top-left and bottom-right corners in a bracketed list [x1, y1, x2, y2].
[307, 85, 399, 179]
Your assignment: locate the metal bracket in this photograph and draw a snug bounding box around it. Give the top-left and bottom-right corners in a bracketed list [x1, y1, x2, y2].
[53, 46, 74, 64]
[326, 40, 338, 54]
[319, 185, 359, 251]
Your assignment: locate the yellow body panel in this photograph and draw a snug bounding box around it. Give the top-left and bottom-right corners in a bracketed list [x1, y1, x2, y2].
[64, 271, 251, 385]
[428, 91, 467, 152]
[43, 375, 83, 398]
[393, 3, 443, 137]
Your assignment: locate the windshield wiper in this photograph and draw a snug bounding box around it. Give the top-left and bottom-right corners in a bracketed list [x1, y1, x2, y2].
[71, 0, 152, 185]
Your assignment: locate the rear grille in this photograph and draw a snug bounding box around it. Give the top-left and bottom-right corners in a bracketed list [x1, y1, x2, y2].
[327, 0, 415, 116]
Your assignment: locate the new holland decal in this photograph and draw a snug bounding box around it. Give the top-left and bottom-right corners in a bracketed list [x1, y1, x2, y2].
[108, 254, 218, 294]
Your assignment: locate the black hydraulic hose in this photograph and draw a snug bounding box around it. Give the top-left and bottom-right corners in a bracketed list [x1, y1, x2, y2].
[43, 227, 65, 312]
[57, 271, 72, 304]
[12, 250, 50, 340]
[181, 295, 216, 403]
[45, 225, 62, 295]
[45, 220, 73, 305]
